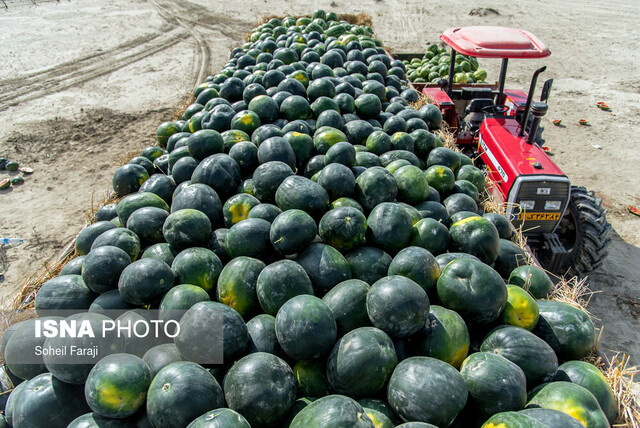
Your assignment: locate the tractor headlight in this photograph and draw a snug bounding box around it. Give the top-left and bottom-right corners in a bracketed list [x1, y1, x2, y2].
[520, 200, 535, 210]
[545, 200, 562, 211]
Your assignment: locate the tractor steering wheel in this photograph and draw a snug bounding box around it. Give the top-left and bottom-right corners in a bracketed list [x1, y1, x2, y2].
[482, 104, 510, 116]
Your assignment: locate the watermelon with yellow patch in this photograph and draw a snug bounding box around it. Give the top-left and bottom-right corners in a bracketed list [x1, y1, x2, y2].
[216, 256, 265, 318]
[223, 193, 261, 228]
[411, 305, 469, 368]
[481, 411, 548, 428]
[502, 285, 539, 331]
[526, 381, 610, 428]
[84, 353, 151, 419]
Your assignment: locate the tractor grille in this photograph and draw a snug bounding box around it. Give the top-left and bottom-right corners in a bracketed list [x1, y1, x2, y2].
[508, 177, 571, 235]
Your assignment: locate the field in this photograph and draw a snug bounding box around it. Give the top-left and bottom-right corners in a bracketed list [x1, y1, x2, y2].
[0, 0, 639, 375]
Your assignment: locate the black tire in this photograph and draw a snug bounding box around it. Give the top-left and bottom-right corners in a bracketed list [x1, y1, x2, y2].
[554, 186, 611, 276]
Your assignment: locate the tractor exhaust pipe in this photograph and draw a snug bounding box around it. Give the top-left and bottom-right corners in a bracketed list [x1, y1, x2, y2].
[526, 102, 548, 145]
[519, 66, 547, 137]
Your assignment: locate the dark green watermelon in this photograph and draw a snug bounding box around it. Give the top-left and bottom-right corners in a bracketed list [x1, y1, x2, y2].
[246, 314, 283, 357]
[91, 228, 141, 261]
[35, 275, 94, 316]
[290, 395, 374, 428]
[366, 202, 413, 254]
[436, 257, 507, 324]
[256, 260, 314, 315]
[296, 243, 352, 295]
[269, 209, 317, 255]
[480, 326, 558, 386]
[187, 408, 251, 428]
[345, 246, 392, 285]
[410, 218, 450, 255]
[326, 327, 397, 397]
[292, 359, 331, 398]
[216, 256, 265, 318]
[387, 357, 467, 427]
[81, 246, 131, 294]
[225, 218, 273, 259]
[387, 247, 440, 293]
[163, 209, 212, 250]
[142, 344, 183, 379]
[75, 222, 118, 256]
[275, 295, 337, 361]
[354, 167, 397, 211]
[171, 183, 223, 228]
[147, 362, 224, 428]
[367, 275, 429, 337]
[118, 258, 174, 306]
[223, 352, 296, 427]
[318, 207, 367, 252]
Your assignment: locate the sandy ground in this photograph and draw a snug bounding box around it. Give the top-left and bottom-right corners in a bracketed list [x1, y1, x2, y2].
[0, 0, 639, 368]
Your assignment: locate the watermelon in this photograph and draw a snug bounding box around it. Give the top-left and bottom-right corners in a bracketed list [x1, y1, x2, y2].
[448, 216, 500, 265]
[171, 183, 223, 228]
[224, 352, 296, 426]
[141, 243, 178, 266]
[269, 209, 317, 255]
[424, 165, 454, 194]
[187, 130, 224, 161]
[75, 222, 118, 255]
[170, 247, 222, 294]
[314, 127, 349, 154]
[191, 153, 241, 200]
[247, 203, 282, 223]
[91, 228, 141, 262]
[225, 218, 272, 259]
[345, 246, 392, 285]
[187, 408, 251, 428]
[112, 164, 149, 197]
[366, 202, 413, 253]
[84, 353, 151, 418]
[410, 218, 450, 255]
[480, 326, 558, 386]
[317, 163, 356, 201]
[13, 373, 89, 427]
[318, 207, 367, 252]
[275, 175, 330, 219]
[147, 362, 224, 428]
[175, 301, 248, 364]
[163, 209, 212, 250]
[393, 165, 430, 204]
[387, 247, 440, 293]
[354, 167, 397, 211]
[367, 275, 429, 337]
[460, 352, 528, 418]
[252, 161, 294, 202]
[481, 412, 547, 428]
[223, 193, 261, 227]
[508, 265, 554, 299]
[533, 300, 596, 360]
[142, 343, 183, 378]
[456, 164, 486, 192]
[436, 257, 507, 324]
[126, 207, 170, 247]
[327, 327, 398, 397]
[296, 243, 352, 294]
[411, 305, 470, 368]
[159, 284, 211, 321]
[81, 246, 131, 294]
[275, 295, 337, 361]
[290, 395, 374, 428]
[257, 136, 296, 169]
[284, 131, 314, 168]
[88, 289, 136, 317]
[502, 284, 539, 330]
[216, 256, 265, 317]
[519, 408, 587, 428]
[555, 360, 617, 423]
[387, 357, 467, 427]
[34, 275, 93, 316]
[256, 260, 314, 315]
[292, 359, 331, 398]
[494, 239, 528, 278]
[118, 259, 174, 306]
[246, 314, 283, 357]
[526, 381, 609, 428]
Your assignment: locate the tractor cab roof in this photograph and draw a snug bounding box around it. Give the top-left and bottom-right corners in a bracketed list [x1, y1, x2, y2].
[441, 26, 550, 59]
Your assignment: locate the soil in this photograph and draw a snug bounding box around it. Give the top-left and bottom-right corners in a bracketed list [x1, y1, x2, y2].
[0, 0, 639, 370]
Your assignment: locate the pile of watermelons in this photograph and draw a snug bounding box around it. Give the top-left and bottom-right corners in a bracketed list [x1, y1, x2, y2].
[0, 9, 617, 428]
[404, 44, 489, 84]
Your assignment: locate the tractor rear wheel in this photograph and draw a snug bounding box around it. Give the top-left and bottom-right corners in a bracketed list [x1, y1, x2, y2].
[553, 186, 611, 276]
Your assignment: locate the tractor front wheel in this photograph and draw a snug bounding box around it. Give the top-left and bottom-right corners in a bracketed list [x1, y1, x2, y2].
[553, 186, 611, 276]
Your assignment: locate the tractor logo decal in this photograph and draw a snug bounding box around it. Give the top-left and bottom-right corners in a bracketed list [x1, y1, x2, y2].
[479, 136, 508, 182]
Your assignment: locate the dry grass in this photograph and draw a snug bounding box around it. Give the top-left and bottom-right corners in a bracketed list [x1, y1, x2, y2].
[408, 92, 436, 110]
[172, 96, 196, 121]
[549, 276, 596, 314]
[585, 353, 640, 427]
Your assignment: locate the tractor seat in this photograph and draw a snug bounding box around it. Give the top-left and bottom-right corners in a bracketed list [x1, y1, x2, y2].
[461, 87, 494, 100]
[463, 98, 495, 135]
[465, 98, 495, 115]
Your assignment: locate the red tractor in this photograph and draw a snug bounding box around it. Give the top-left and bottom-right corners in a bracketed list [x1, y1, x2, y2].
[412, 26, 610, 275]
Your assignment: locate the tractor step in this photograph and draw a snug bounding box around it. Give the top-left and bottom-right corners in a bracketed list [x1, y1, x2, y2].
[542, 232, 567, 273]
